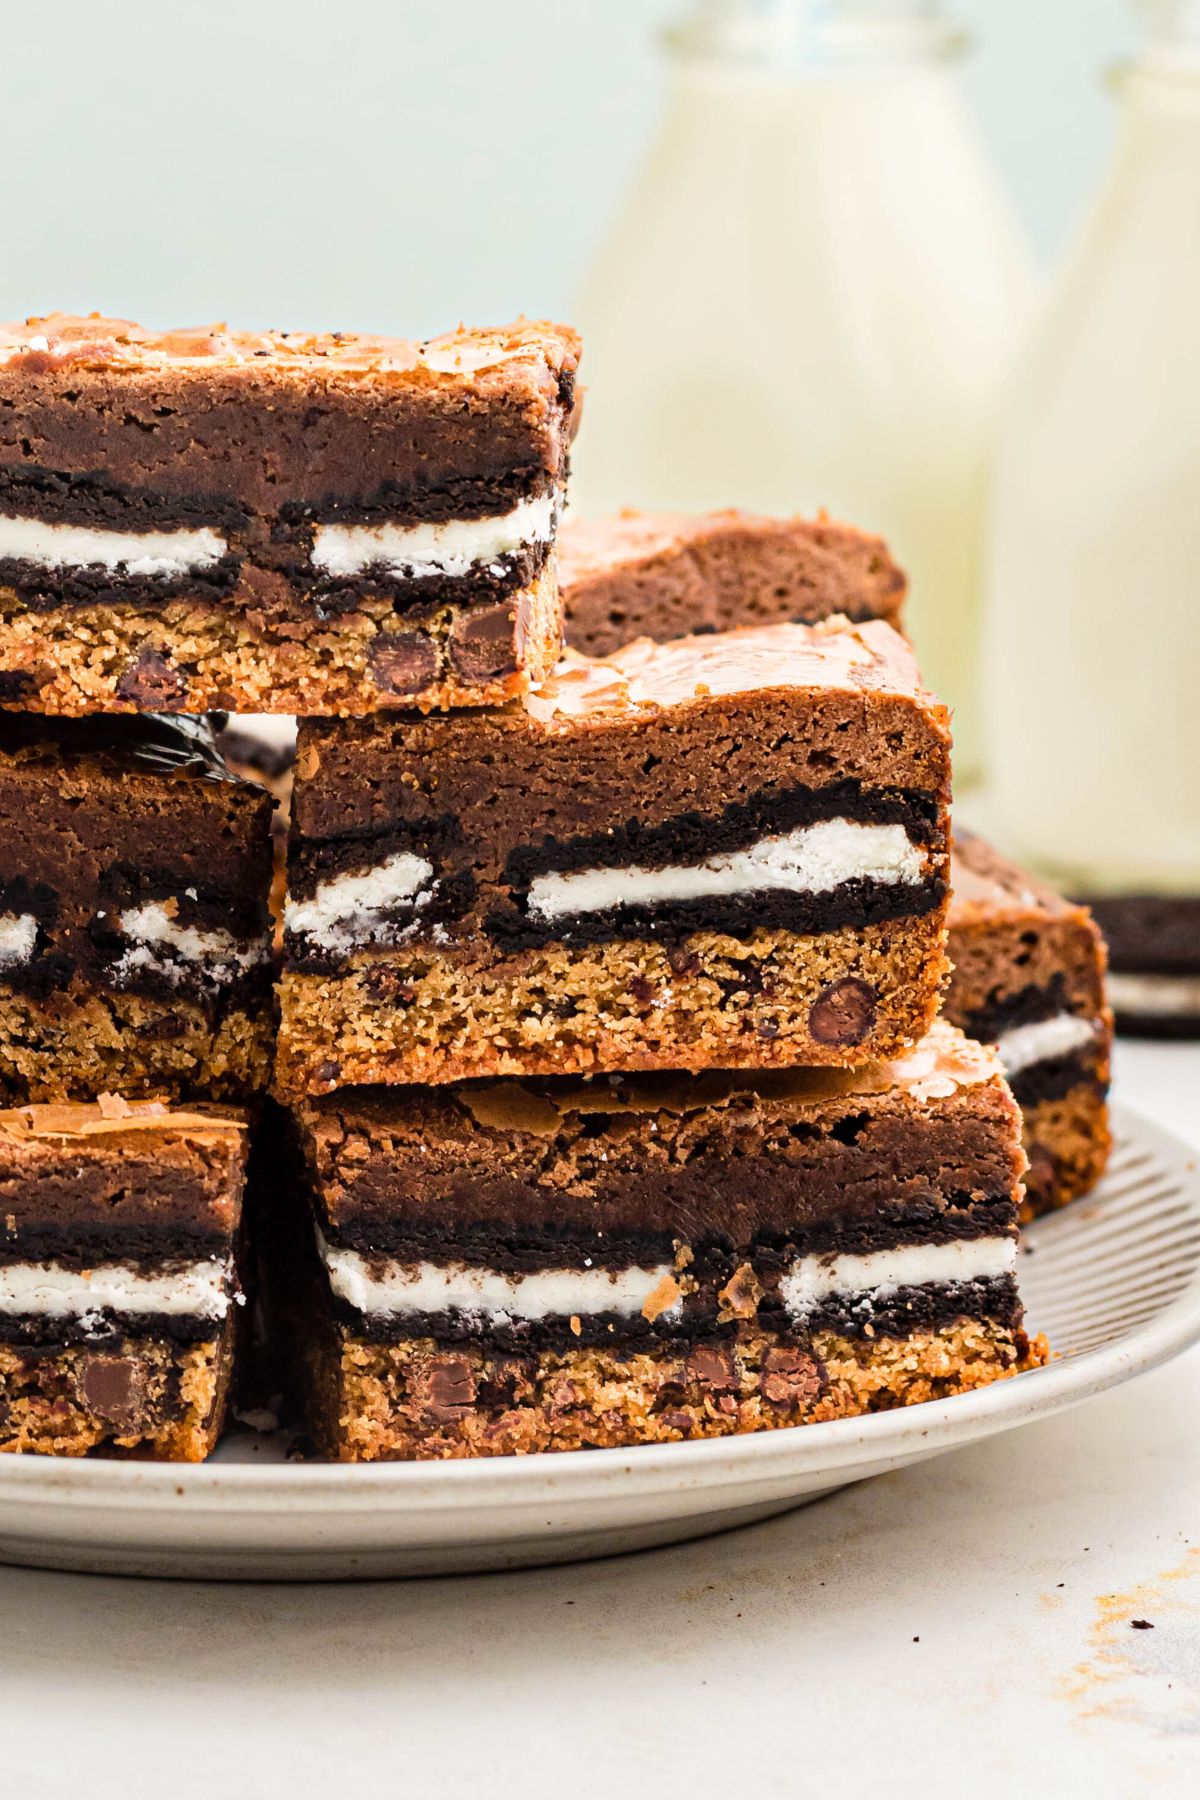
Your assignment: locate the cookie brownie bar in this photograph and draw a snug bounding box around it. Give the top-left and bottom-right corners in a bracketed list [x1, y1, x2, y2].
[0, 313, 580, 715]
[1074, 895, 1200, 1039]
[0, 714, 274, 1101]
[0, 1099, 247, 1457]
[266, 1023, 1039, 1460]
[561, 509, 907, 658]
[275, 619, 952, 1097]
[947, 832, 1112, 1217]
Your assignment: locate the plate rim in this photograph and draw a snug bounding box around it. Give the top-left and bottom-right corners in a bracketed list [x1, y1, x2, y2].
[1, 1101, 1197, 1513]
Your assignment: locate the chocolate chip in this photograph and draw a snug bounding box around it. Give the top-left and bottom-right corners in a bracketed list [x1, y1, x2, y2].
[116, 648, 186, 709]
[362, 967, 416, 1005]
[135, 1014, 189, 1042]
[668, 948, 703, 978]
[78, 1355, 146, 1429]
[315, 1059, 342, 1087]
[659, 1410, 693, 1435]
[447, 601, 518, 685]
[808, 977, 876, 1046]
[424, 1357, 476, 1419]
[759, 1346, 822, 1408]
[368, 631, 438, 697]
[686, 1346, 736, 1392]
[629, 975, 655, 1007]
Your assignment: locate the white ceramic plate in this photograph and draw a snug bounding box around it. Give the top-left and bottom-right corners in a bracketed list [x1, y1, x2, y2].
[0, 1104, 1196, 1581]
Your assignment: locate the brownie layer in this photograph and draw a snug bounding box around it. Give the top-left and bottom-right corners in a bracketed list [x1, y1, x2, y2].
[0, 316, 581, 510]
[560, 508, 907, 658]
[0, 315, 579, 715]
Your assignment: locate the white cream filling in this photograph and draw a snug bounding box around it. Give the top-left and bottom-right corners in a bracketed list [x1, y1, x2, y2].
[0, 513, 227, 577]
[995, 1012, 1099, 1078]
[780, 1237, 1017, 1317]
[0, 1256, 232, 1322]
[283, 853, 435, 953]
[110, 901, 268, 988]
[1107, 970, 1200, 1018]
[309, 493, 556, 581]
[526, 818, 925, 923]
[0, 913, 38, 967]
[318, 1237, 679, 1325]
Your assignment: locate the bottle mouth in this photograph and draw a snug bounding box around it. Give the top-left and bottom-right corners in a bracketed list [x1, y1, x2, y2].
[664, 2, 967, 69]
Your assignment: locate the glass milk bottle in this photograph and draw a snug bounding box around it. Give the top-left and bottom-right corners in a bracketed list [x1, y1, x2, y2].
[984, 0, 1200, 1020]
[572, 0, 1034, 784]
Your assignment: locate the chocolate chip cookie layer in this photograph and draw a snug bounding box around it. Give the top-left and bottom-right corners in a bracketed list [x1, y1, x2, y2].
[0, 314, 580, 715]
[0, 713, 274, 1101]
[264, 1023, 1041, 1459]
[0, 1100, 247, 1458]
[947, 831, 1112, 1217]
[274, 618, 952, 1097]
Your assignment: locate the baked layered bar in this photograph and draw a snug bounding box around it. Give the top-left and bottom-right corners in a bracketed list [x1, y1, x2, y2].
[0, 713, 274, 1101]
[267, 1022, 1040, 1460]
[561, 508, 907, 658]
[947, 832, 1112, 1217]
[0, 313, 580, 715]
[0, 1099, 246, 1457]
[275, 618, 952, 1097]
[1075, 895, 1200, 1039]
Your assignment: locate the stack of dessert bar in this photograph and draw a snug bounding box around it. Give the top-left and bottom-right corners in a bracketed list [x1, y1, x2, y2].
[265, 541, 1048, 1459]
[0, 314, 1057, 1463]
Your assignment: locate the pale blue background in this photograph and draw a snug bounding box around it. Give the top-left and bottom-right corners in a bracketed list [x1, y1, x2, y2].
[0, 0, 1131, 333]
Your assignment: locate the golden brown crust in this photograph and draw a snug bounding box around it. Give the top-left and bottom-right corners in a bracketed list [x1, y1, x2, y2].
[1020, 1085, 1114, 1221]
[273, 915, 950, 1098]
[0, 1330, 232, 1460]
[303, 1322, 1044, 1461]
[0, 563, 563, 717]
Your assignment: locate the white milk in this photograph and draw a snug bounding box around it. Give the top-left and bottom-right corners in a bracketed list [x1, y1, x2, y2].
[572, 1, 1033, 784]
[984, 3, 1200, 897]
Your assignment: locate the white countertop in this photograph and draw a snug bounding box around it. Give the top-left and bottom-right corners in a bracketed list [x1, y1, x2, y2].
[2, 1039, 1197, 1799]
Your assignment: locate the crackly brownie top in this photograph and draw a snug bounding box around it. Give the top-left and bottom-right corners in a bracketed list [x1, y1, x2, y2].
[451, 1020, 1000, 1126]
[526, 618, 934, 725]
[950, 829, 1084, 929]
[0, 711, 248, 787]
[560, 507, 904, 589]
[0, 1097, 247, 1147]
[0, 312, 581, 396]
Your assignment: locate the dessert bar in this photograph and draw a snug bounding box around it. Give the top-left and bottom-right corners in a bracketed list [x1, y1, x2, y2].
[0, 313, 580, 716]
[275, 619, 953, 1096]
[267, 1022, 1039, 1459]
[946, 832, 1112, 1217]
[561, 508, 907, 658]
[1074, 894, 1200, 1039]
[0, 714, 275, 1101]
[0, 1099, 247, 1458]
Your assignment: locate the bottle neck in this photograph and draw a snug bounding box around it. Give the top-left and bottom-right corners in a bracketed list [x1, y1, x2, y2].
[1124, 0, 1200, 89]
[665, 0, 964, 72]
